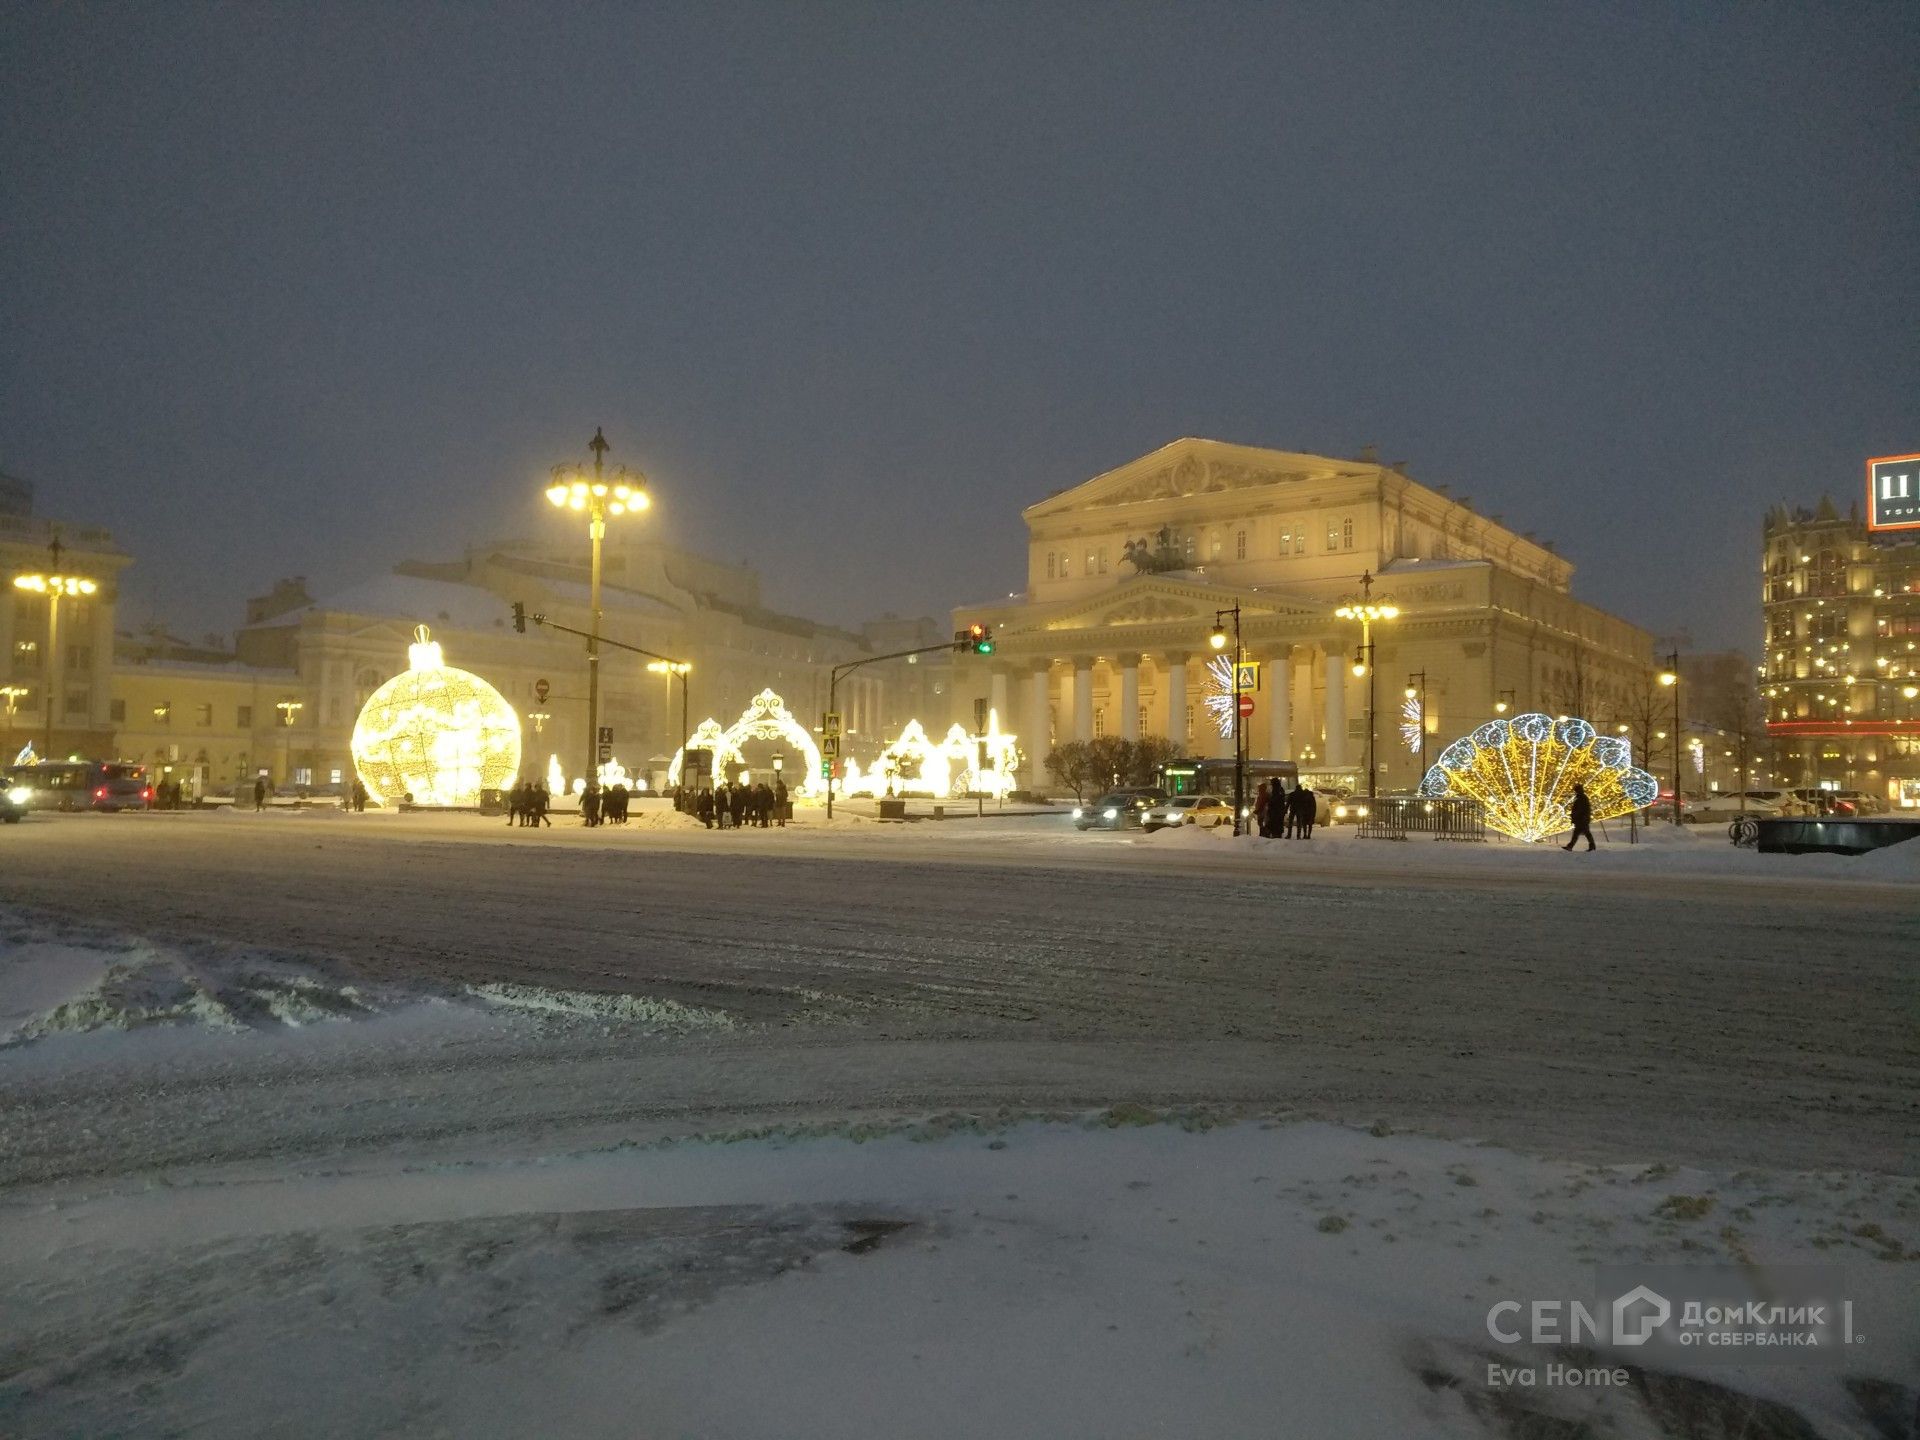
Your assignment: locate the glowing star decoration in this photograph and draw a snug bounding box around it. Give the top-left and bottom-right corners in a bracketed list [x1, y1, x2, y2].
[667, 690, 822, 795]
[1416, 712, 1659, 843]
[1203, 654, 1238, 738]
[351, 626, 521, 807]
[1400, 694, 1424, 752]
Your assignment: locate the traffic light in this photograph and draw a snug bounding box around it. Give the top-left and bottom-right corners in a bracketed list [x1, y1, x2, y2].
[511, 601, 527, 634]
[959, 622, 994, 655]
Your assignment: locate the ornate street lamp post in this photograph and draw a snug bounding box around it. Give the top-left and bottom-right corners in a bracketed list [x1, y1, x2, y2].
[1659, 653, 1681, 825]
[1209, 605, 1245, 836]
[12, 538, 97, 760]
[546, 428, 649, 787]
[1335, 572, 1399, 800]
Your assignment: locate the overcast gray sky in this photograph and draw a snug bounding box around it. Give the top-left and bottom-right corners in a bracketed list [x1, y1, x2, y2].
[3, 2, 1914, 650]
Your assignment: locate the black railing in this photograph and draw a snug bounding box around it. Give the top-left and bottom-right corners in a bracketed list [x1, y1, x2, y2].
[1357, 796, 1487, 842]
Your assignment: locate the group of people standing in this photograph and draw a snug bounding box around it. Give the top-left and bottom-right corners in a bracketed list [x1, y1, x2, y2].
[505, 780, 555, 827]
[683, 779, 787, 829]
[1252, 779, 1318, 839]
[580, 781, 632, 826]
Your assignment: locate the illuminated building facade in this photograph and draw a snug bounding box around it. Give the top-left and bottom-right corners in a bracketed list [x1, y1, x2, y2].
[952, 437, 1655, 794]
[1762, 495, 1920, 807]
[0, 472, 127, 760]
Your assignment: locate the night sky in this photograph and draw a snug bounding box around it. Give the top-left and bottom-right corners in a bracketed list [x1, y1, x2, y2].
[4, 3, 1914, 652]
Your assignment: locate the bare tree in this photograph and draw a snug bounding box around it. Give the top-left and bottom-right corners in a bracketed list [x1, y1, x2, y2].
[1718, 681, 1766, 804]
[1044, 741, 1096, 801]
[1085, 735, 1132, 792]
[1127, 735, 1177, 788]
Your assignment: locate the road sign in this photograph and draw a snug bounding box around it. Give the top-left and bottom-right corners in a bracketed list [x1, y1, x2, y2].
[1237, 694, 1255, 718]
[534, 678, 550, 703]
[597, 743, 613, 763]
[823, 711, 841, 737]
[597, 726, 613, 745]
[822, 736, 840, 759]
[1235, 661, 1260, 693]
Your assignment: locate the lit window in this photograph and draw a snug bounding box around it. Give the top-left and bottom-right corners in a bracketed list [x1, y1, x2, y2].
[1210, 534, 1223, 560]
[1138, 705, 1148, 735]
[329, 768, 344, 786]
[1085, 550, 1095, 574]
[293, 768, 313, 787]
[1060, 555, 1070, 578]
[1326, 524, 1339, 551]
[1098, 546, 1107, 575]
[1093, 708, 1105, 737]
[1183, 704, 1194, 742]
[1295, 532, 1305, 555]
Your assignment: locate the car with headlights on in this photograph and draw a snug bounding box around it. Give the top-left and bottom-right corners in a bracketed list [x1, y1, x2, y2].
[0, 781, 25, 824]
[1141, 794, 1232, 831]
[1071, 791, 1161, 831]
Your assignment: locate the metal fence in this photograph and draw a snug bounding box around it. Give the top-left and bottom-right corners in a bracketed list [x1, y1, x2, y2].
[1356, 796, 1487, 842]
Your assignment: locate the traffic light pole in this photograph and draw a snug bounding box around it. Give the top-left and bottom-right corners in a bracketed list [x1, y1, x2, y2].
[826, 638, 984, 821]
[513, 606, 691, 786]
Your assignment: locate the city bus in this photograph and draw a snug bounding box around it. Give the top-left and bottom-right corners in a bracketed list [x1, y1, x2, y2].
[1158, 756, 1298, 799]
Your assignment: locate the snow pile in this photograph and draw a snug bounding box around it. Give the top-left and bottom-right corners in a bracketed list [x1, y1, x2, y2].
[4, 1115, 1911, 1438]
[466, 981, 736, 1030]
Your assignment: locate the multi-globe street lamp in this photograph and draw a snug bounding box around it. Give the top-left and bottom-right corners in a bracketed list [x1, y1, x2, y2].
[545, 428, 649, 786]
[12, 550, 98, 759]
[1208, 605, 1246, 836]
[1335, 575, 1399, 800]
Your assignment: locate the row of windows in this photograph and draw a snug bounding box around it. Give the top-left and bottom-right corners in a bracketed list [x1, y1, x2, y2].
[106, 700, 261, 728]
[1044, 517, 1354, 579]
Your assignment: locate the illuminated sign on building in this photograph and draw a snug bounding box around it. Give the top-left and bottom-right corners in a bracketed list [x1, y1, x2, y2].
[1867, 453, 1920, 532]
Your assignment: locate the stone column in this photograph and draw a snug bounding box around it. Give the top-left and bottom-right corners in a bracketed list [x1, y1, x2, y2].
[1321, 643, 1347, 768]
[1025, 664, 1051, 764]
[1164, 653, 1188, 747]
[989, 668, 1009, 730]
[1267, 645, 1292, 760]
[1071, 659, 1093, 742]
[1120, 659, 1140, 740]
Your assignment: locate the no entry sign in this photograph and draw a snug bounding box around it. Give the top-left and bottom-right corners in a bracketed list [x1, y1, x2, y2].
[1237, 694, 1255, 718]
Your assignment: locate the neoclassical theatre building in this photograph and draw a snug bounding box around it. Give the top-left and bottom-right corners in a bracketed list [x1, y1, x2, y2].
[952, 438, 1654, 793]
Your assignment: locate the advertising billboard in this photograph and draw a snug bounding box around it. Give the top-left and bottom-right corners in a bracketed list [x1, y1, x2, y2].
[1867, 453, 1920, 532]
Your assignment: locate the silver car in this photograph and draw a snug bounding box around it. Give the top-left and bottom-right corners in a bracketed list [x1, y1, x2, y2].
[1142, 795, 1233, 831]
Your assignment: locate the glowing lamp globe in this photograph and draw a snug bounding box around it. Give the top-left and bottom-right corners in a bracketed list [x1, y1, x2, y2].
[351, 626, 521, 807]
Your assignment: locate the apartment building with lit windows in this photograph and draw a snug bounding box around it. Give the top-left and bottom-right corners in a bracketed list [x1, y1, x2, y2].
[1761, 494, 1920, 808]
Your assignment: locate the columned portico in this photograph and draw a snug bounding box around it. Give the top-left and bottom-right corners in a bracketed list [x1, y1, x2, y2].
[1025, 664, 1051, 776]
[1321, 643, 1347, 768]
[1266, 644, 1292, 761]
[1120, 658, 1140, 740]
[1070, 660, 1094, 742]
[989, 668, 1009, 728]
[1164, 653, 1188, 747]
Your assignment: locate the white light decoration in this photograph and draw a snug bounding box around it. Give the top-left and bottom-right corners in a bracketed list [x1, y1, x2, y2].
[1400, 694, 1424, 752]
[668, 689, 822, 795]
[1417, 713, 1660, 843]
[1203, 653, 1238, 738]
[834, 713, 1023, 799]
[351, 626, 521, 807]
[1688, 736, 1705, 775]
[547, 754, 567, 795]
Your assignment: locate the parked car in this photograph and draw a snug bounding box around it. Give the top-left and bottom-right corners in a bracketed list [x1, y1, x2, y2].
[6, 761, 154, 812]
[1788, 787, 1883, 817]
[1142, 795, 1232, 831]
[1733, 788, 1814, 818]
[1072, 791, 1161, 831]
[1832, 790, 1885, 817]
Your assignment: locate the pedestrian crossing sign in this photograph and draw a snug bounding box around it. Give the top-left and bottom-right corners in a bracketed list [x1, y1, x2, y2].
[1235, 661, 1259, 693]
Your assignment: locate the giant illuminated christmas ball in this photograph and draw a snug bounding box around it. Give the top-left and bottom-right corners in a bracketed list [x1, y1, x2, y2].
[1417, 712, 1659, 843]
[351, 626, 521, 807]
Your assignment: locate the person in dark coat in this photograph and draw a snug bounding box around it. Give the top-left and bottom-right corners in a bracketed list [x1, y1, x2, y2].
[1563, 782, 1596, 851]
[581, 781, 601, 827]
[506, 780, 522, 826]
[609, 782, 628, 824]
[773, 777, 788, 827]
[1292, 783, 1316, 839]
[1253, 780, 1271, 837]
[730, 783, 747, 830]
[712, 782, 729, 829]
[253, 776, 268, 811]
[697, 786, 715, 828]
[352, 779, 368, 814]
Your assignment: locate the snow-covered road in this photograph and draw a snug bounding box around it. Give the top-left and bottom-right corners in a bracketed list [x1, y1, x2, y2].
[2, 808, 1914, 1436]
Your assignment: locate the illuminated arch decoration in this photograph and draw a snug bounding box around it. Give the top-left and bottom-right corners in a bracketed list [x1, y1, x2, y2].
[1203, 654, 1238, 738]
[351, 626, 521, 807]
[667, 690, 822, 795]
[1417, 712, 1659, 843]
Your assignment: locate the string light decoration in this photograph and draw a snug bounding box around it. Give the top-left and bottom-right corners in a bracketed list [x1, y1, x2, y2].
[1688, 736, 1705, 775]
[1416, 712, 1659, 843]
[1203, 653, 1238, 738]
[1400, 693, 1424, 751]
[351, 626, 521, 807]
[667, 690, 822, 794]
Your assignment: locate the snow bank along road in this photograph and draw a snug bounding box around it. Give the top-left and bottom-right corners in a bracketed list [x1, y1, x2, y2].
[3, 809, 1913, 1185]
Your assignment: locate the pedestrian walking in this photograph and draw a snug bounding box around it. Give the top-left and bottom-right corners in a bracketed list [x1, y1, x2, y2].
[253, 775, 267, 812]
[1254, 780, 1271, 838]
[507, 780, 522, 826]
[1563, 782, 1596, 852]
[1292, 783, 1316, 839]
